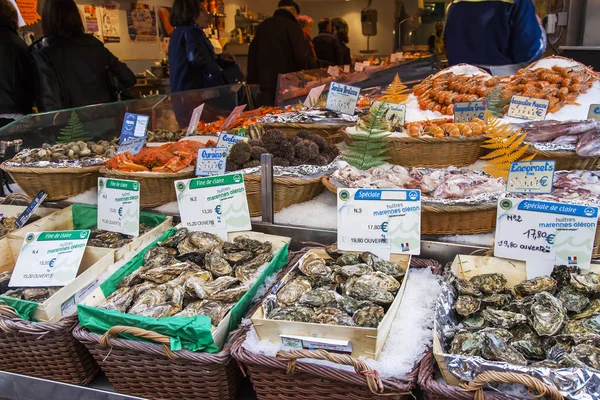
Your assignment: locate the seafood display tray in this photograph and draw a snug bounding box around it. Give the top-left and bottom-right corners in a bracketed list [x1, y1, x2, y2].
[432, 254, 600, 387]
[0, 237, 114, 322]
[250, 248, 411, 360]
[7, 205, 173, 262]
[81, 229, 292, 350]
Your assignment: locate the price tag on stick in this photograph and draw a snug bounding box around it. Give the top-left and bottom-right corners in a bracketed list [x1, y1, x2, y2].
[216, 132, 248, 151]
[220, 105, 247, 131]
[187, 104, 205, 136]
[507, 96, 549, 121]
[371, 101, 406, 128]
[304, 84, 326, 107]
[337, 188, 421, 258]
[453, 101, 487, 123]
[15, 190, 47, 228]
[326, 82, 361, 115]
[119, 113, 149, 143]
[9, 230, 91, 288]
[97, 178, 140, 237]
[116, 136, 146, 155]
[175, 173, 251, 240]
[494, 196, 599, 272]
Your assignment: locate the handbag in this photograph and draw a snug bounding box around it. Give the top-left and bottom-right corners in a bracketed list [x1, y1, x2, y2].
[220, 61, 244, 84]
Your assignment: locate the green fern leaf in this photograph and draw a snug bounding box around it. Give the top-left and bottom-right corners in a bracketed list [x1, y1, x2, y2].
[344, 102, 391, 170]
[57, 111, 91, 143]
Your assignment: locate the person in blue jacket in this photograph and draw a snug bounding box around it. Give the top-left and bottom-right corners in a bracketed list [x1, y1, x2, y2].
[168, 0, 235, 92]
[445, 0, 546, 75]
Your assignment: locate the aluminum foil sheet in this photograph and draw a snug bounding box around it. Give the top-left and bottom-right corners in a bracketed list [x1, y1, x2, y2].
[237, 159, 338, 178]
[530, 142, 577, 152]
[258, 110, 358, 124]
[4, 157, 109, 168]
[435, 278, 600, 400]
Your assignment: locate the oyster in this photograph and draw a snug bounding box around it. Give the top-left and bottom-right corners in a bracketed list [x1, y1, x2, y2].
[133, 281, 157, 299]
[22, 288, 52, 302]
[481, 293, 512, 309]
[479, 327, 513, 343]
[450, 331, 481, 356]
[361, 252, 405, 278]
[482, 309, 527, 329]
[223, 251, 254, 265]
[253, 241, 273, 255]
[529, 292, 566, 336]
[337, 295, 361, 314]
[100, 287, 136, 312]
[572, 299, 600, 320]
[143, 247, 176, 270]
[140, 263, 187, 284]
[233, 236, 262, 251]
[136, 302, 179, 318]
[511, 332, 545, 360]
[2, 289, 23, 298]
[269, 306, 314, 322]
[188, 276, 238, 300]
[462, 315, 487, 329]
[238, 253, 273, 271]
[345, 276, 394, 305]
[313, 307, 355, 326]
[276, 276, 312, 306]
[196, 301, 234, 325]
[336, 253, 362, 266]
[159, 228, 188, 248]
[455, 278, 482, 297]
[298, 288, 337, 308]
[551, 264, 580, 288]
[556, 286, 590, 313]
[571, 272, 600, 294]
[335, 264, 373, 278]
[513, 276, 557, 297]
[366, 272, 401, 292]
[325, 243, 344, 259]
[454, 295, 481, 317]
[128, 288, 170, 315]
[175, 252, 205, 266]
[470, 273, 507, 294]
[210, 285, 248, 302]
[0, 271, 11, 294]
[561, 318, 600, 335]
[222, 242, 240, 253]
[204, 251, 233, 277]
[480, 331, 527, 366]
[352, 306, 384, 327]
[189, 232, 224, 252]
[118, 265, 151, 288]
[568, 344, 600, 371]
[299, 254, 332, 281]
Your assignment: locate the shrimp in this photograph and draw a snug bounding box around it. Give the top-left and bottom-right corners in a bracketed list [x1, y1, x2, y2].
[445, 104, 454, 115]
[455, 123, 472, 137]
[470, 123, 484, 136]
[433, 103, 442, 112]
[407, 123, 424, 137]
[442, 123, 460, 137]
[569, 83, 584, 93]
[427, 126, 445, 138]
[558, 87, 569, 100]
[485, 77, 500, 87]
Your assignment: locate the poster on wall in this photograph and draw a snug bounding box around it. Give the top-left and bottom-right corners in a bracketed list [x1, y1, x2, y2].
[101, 1, 121, 43]
[14, 0, 40, 26]
[80, 5, 102, 40]
[127, 3, 157, 42]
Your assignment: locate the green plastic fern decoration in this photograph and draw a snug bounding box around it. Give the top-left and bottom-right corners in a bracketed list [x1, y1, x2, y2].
[57, 111, 91, 143]
[485, 85, 510, 117]
[343, 101, 391, 170]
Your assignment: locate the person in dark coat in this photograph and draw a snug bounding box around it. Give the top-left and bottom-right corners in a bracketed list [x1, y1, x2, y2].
[0, 0, 34, 127]
[30, 0, 135, 112]
[312, 18, 344, 67]
[297, 15, 318, 69]
[332, 18, 351, 65]
[168, 0, 236, 93]
[247, 0, 313, 106]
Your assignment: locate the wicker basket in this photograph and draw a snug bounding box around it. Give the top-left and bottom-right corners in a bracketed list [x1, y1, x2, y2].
[341, 129, 485, 168]
[250, 122, 353, 144]
[322, 176, 497, 235]
[244, 174, 324, 217]
[418, 349, 564, 400]
[99, 167, 195, 208]
[0, 306, 98, 384]
[525, 148, 600, 171]
[2, 164, 101, 201]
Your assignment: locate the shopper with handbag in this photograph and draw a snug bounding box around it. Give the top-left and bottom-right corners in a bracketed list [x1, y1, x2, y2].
[168, 0, 239, 93]
[30, 0, 136, 112]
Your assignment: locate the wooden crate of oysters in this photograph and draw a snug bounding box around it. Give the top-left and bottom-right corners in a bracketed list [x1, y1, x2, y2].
[0, 237, 114, 322]
[78, 228, 292, 350]
[0, 204, 56, 238]
[7, 204, 173, 262]
[251, 247, 411, 359]
[434, 255, 600, 386]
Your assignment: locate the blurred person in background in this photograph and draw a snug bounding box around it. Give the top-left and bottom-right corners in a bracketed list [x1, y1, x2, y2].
[313, 18, 343, 67]
[331, 18, 351, 65]
[168, 0, 236, 93]
[297, 15, 318, 69]
[0, 0, 34, 127]
[248, 0, 312, 106]
[428, 21, 445, 55]
[445, 0, 545, 75]
[31, 0, 136, 111]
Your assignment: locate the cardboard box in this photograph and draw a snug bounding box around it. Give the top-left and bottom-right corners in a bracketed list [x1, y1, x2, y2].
[8, 205, 173, 261]
[251, 249, 411, 360]
[0, 237, 114, 322]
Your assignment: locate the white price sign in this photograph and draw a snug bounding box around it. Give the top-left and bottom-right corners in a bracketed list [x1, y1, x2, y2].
[175, 173, 251, 240]
[453, 101, 487, 123]
[371, 100, 406, 128]
[507, 95, 549, 121]
[588, 104, 600, 120]
[187, 104, 204, 136]
[8, 230, 90, 288]
[216, 132, 248, 151]
[337, 188, 421, 257]
[494, 197, 599, 272]
[506, 161, 555, 194]
[97, 178, 140, 237]
[326, 82, 361, 115]
[304, 84, 326, 108]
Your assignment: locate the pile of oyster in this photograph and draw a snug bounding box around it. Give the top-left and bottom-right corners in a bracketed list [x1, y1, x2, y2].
[8, 139, 118, 167]
[146, 129, 186, 143]
[0, 271, 60, 303]
[449, 266, 600, 371]
[88, 224, 152, 249]
[99, 228, 273, 328]
[264, 246, 405, 328]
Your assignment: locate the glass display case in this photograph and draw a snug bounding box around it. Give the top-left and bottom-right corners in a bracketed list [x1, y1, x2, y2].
[0, 84, 249, 149]
[275, 56, 435, 106]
